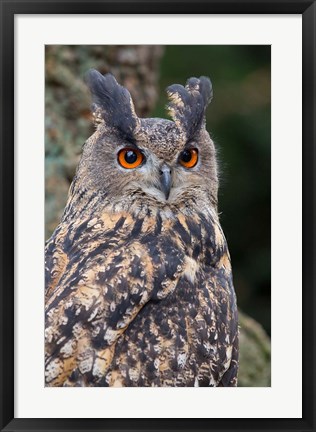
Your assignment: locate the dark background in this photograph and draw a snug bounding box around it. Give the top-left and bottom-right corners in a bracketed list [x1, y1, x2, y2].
[45, 45, 271, 385]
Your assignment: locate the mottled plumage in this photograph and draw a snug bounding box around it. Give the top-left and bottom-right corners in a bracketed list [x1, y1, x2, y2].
[45, 70, 239, 387]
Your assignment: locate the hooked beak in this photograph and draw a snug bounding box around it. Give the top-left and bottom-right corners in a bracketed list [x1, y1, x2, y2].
[159, 164, 172, 200]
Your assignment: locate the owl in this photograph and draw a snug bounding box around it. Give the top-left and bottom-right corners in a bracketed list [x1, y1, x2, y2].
[45, 70, 239, 387]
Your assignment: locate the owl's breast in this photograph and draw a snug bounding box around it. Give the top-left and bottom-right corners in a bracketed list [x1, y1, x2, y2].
[45, 208, 237, 387]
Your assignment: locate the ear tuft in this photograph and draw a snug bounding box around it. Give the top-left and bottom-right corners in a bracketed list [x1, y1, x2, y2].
[85, 69, 140, 141]
[166, 76, 213, 140]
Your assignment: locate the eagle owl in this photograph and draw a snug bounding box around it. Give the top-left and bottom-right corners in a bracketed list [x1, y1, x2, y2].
[45, 70, 239, 387]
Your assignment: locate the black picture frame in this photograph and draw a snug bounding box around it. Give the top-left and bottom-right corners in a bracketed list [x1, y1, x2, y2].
[0, 1, 315, 431]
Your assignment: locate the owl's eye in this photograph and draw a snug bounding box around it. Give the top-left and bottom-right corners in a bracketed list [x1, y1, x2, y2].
[118, 148, 144, 169]
[179, 148, 199, 168]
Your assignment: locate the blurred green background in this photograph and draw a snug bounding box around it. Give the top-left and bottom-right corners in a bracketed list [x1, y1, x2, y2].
[45, 46, 271, 385]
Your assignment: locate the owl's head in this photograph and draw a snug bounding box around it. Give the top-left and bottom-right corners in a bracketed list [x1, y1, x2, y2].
[75, 70, 218, 215]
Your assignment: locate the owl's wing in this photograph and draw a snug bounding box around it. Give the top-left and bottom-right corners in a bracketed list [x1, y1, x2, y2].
[210, 260, 239, 387]
[217, 332, 239, 387]
[190, 214, 239, 387]
[187, 265, 239, 388]
[45, 234, 156, 386]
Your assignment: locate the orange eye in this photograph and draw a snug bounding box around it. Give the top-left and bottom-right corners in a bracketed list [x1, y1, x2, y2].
[179, 148, 199, 168]
[118, 148, 144, 169]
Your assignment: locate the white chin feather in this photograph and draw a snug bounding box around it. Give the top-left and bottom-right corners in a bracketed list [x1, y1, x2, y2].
[141, 186, 168, 202]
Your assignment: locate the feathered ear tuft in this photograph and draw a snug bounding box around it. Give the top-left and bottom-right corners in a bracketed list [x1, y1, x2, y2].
[166, 76, 213, 140]
[85, 69, 140, 141]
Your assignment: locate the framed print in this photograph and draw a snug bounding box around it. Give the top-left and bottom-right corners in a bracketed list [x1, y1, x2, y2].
[1, 1, 315, 431]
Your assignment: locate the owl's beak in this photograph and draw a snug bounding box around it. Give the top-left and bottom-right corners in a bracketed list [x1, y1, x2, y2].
[159, 164, 172, 200]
